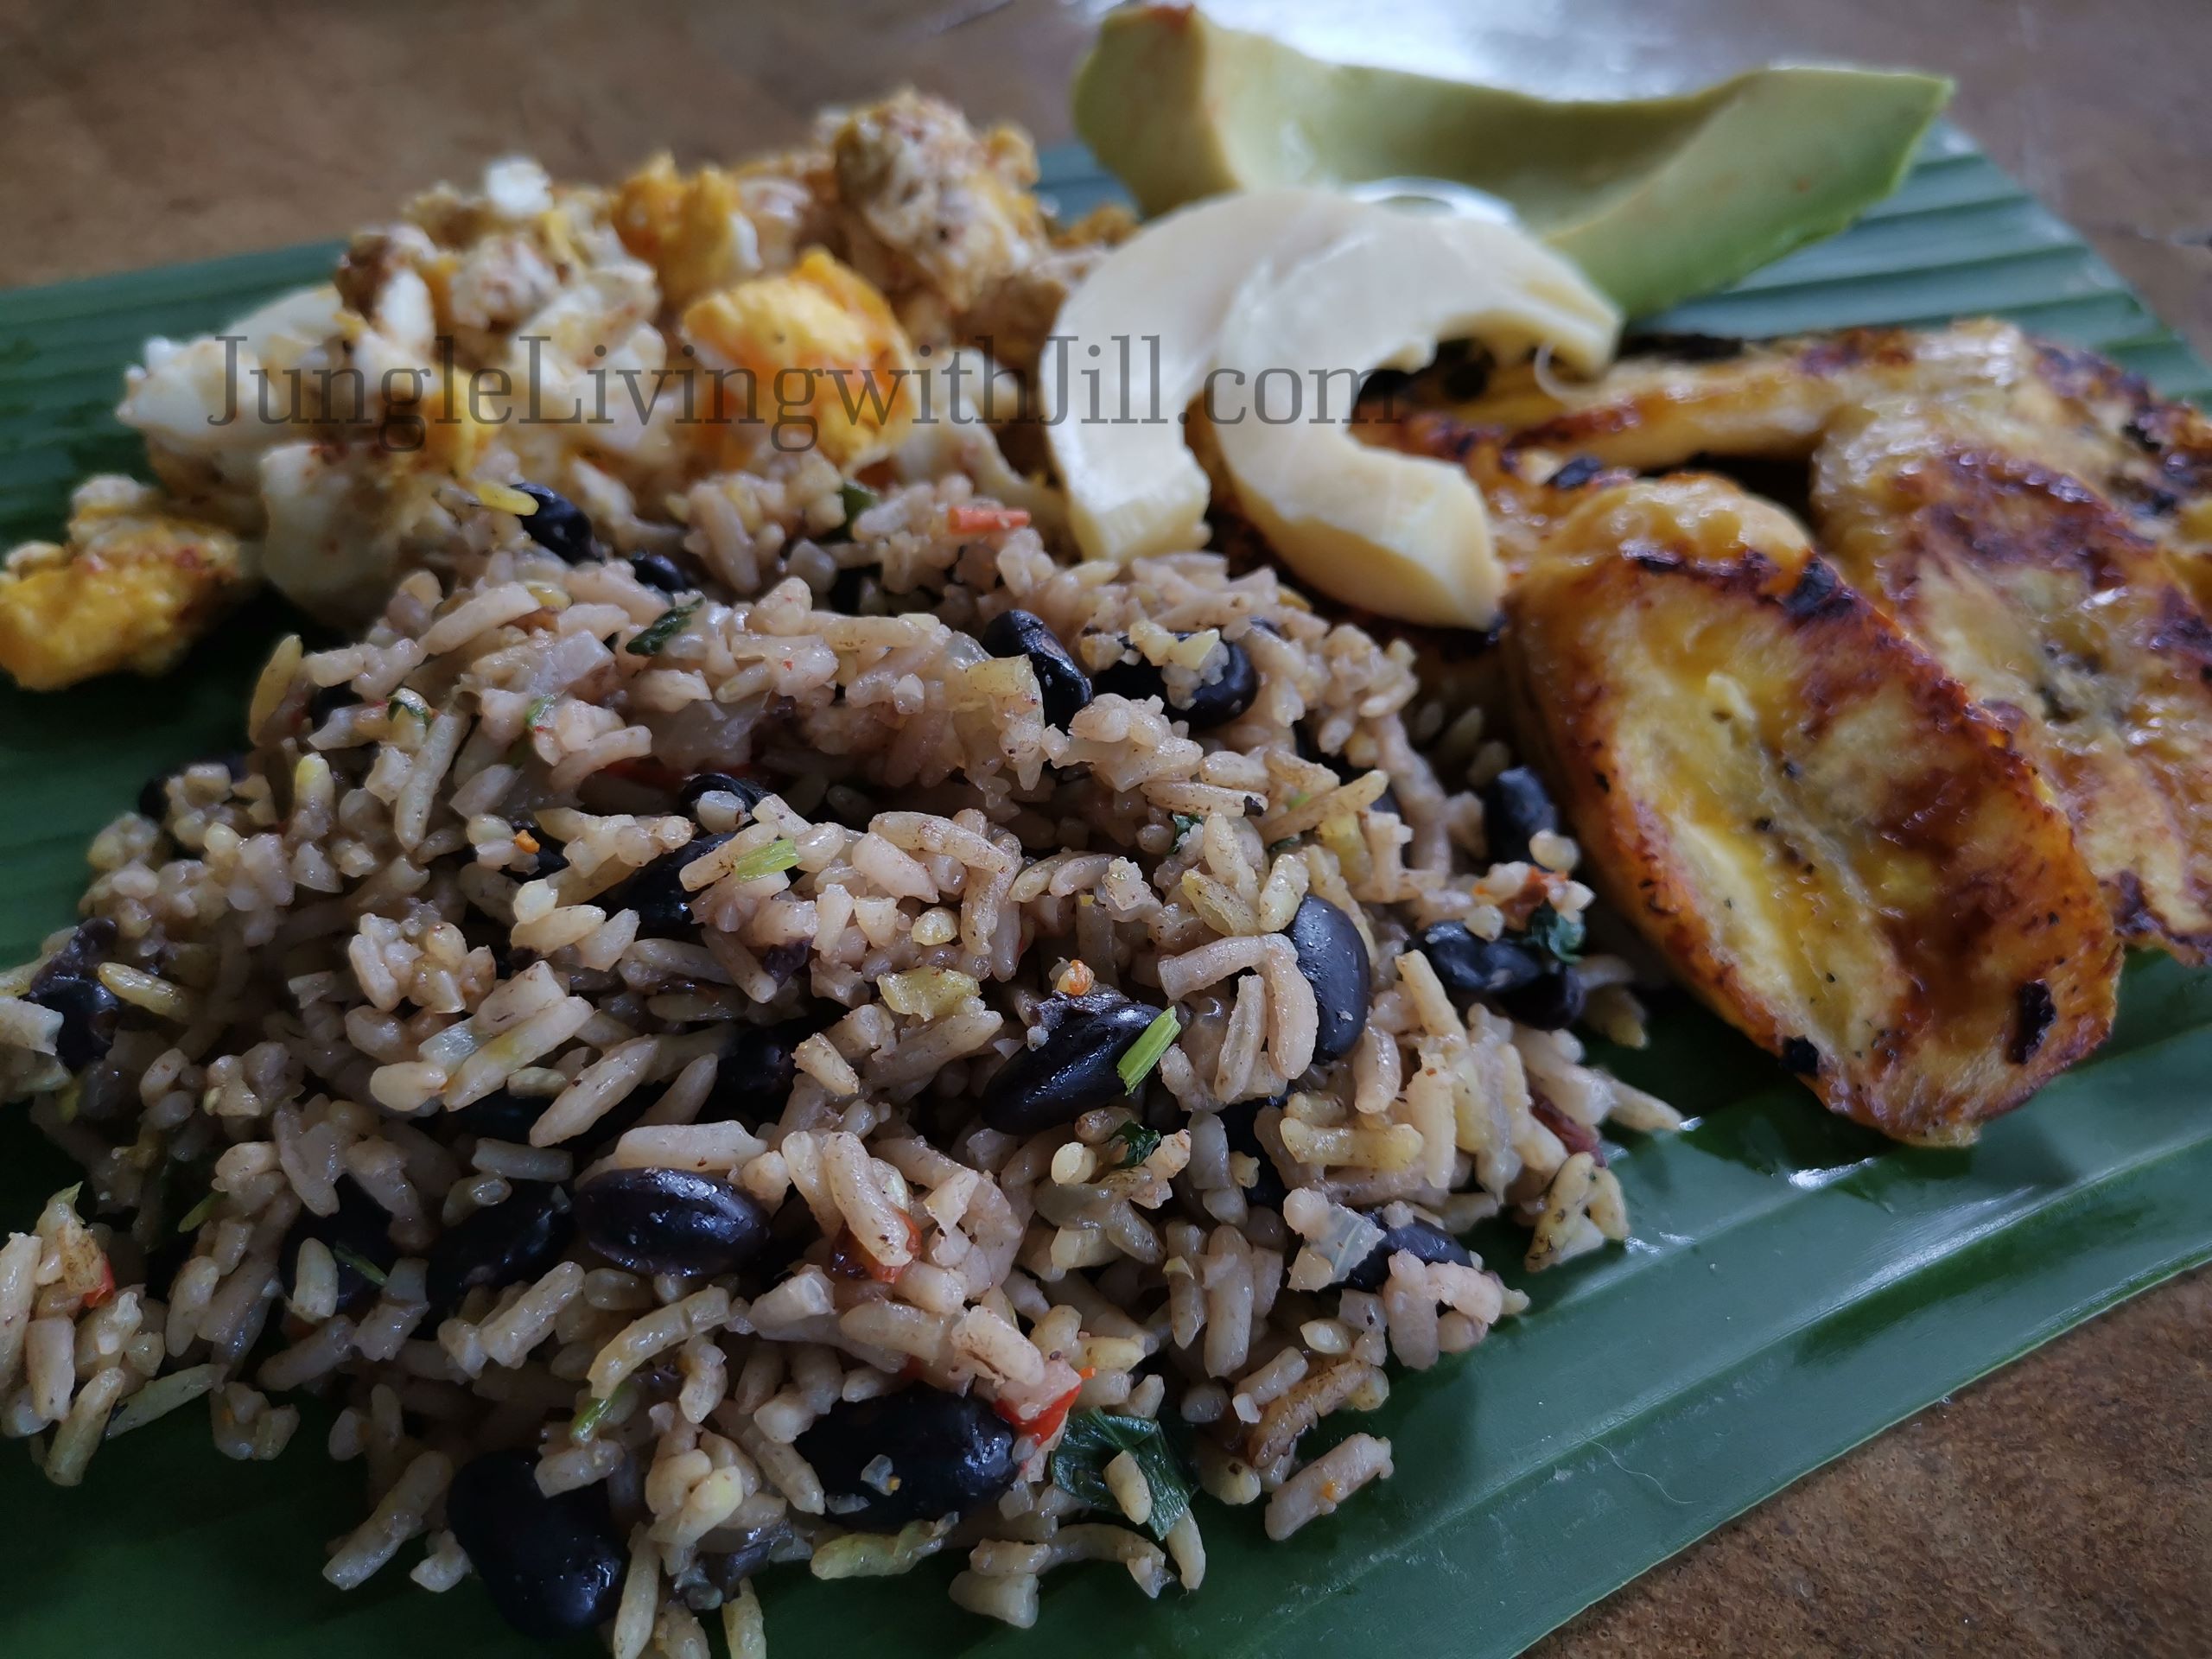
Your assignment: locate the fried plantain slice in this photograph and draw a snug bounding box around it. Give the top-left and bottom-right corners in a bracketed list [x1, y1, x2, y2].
[1395, 319, 2212, 604]
[1506, 477, 2120, 1145]
[1815, 402, 2212, 957]
[1378, 320, 2212, 959]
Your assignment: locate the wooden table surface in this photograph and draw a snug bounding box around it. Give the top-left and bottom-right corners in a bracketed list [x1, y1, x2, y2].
[2, 2, 2207, 1653]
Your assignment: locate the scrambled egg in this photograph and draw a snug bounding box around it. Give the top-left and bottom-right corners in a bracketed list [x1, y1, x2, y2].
[0, 479, 247, 689]
[682, 250, 918, 467]
[3, 97, 1109, 689]
[613, 154, 819, 315]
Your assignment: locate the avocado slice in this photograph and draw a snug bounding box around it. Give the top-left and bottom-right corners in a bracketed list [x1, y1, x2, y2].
[1073, 6, 1952, 318]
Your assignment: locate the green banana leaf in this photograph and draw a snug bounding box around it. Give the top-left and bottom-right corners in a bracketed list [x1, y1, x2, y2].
[1, 128, 2207, 1659]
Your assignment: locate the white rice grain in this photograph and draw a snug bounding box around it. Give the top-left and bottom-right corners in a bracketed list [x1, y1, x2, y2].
[1264, 1433, 1394, 1540]
[323, 1448, 453, 1589]
[480, 1262, 587, 1369]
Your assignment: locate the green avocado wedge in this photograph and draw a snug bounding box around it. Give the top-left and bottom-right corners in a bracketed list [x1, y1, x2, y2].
[1073, 5, 1952, 317]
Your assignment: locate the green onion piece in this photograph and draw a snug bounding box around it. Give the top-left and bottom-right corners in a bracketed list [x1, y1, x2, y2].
[1266, 836, 1300, 857]
[385, 689, 431, 725]
[730, 838, 800, 882]
[175, 1192, 219, 1235]
[571, 1378, 637, 1442]
[1110, 1119, 1163, 1167]
[1047, 1409, 1194, 1541]
[570, 1391, 614, 1441]
[1116, 1007, 1180, 1093]
[838, 481, 879, 527]
[1526, 903, 1586, 963]
[1170, 813, 1203, 845]
[626, 598, 702, 658]
[331, 1245, 388, 1288]
[507, 694, 557, 765]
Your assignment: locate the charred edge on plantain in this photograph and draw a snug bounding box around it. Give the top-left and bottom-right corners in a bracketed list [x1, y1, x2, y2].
[1780, 558, 1853, 622]
[1779, 1036, 1822, 1076]
[2009, 981, 2057, 1065]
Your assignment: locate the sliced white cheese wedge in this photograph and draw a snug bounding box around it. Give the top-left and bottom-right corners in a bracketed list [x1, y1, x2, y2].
[1211, 215, 1619, 628]
[1044, 188, 1374, 564]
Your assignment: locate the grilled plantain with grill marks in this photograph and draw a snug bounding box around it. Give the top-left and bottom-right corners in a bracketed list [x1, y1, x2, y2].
[1387, 320, 2212, 960]
[1505, 475, 2120, 1145]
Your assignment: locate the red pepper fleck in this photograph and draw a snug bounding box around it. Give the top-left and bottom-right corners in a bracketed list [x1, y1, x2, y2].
[80, 1258, 115, 1311]
[1499, 868, 1568, 928]
[995, 1365, 1095, 1444]
[946, 505, 1032, 535]
[827, 1212, 923, 1284]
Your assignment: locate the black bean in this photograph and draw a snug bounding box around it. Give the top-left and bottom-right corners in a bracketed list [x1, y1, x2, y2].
[629, 552, 690, 594]
[278, 1179, 397, 1316]
[25, 977, 120, 1071]
[683, 1522, 790, 1610]
[677, 772, 768, 817]
[136, 751, 247, 823]
[760, 940, 810, 983]
[980, 991, 1162, 1135]
[1547, 454, 1606, 490]
[1095, 635, 1258, 729]
[699, 1021, 804, 1125]
[1217, 1094, 1288, 1211]
[424, 1183, 574, 1317]
[1414, 923, 1548, 1006]
[796, 1386, 1018, 1530]
[1344, 1217, 1473, 1292]
[602, 833, 734, 938]
[1480, 766, 1558, 866]
[446, 1089, 549, 1144]
[980, 610, 1092, 728]
[514, 483, 595, 563]
[447, 1450, 625, 1639]
[1497, 965, 1586, 1033]
[575, 1167, 769, 1278]
[29, 918, 118, 995]
[1285, 896, 1370, 1065]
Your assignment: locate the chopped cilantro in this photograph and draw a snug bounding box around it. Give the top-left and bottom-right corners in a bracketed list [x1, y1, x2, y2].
[1110, 1119, 1163, 1167]
[1049, 1410, 1194, 1541]
[625, 598, 702, 658]
[1526, 903, 1585, 963]
[824, 481, 880, 543]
